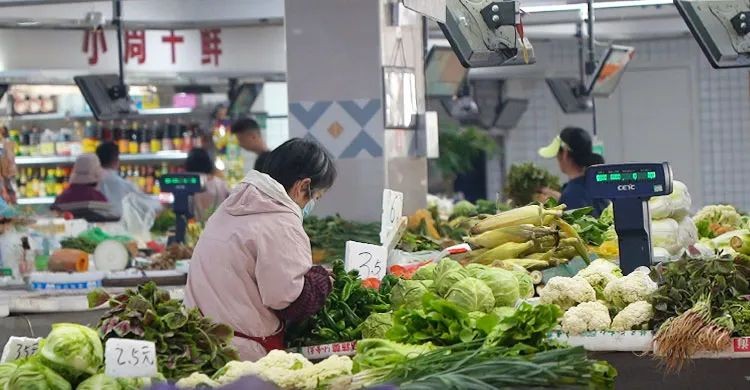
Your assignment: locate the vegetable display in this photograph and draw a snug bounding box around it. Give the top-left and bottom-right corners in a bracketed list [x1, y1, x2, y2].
[304, 216, 381, 264]
[38, 323, 103, 383]
[6, 359, 72, 390]
[286, 260, 394, 347]
[504, 162, 560, 206]
[694, 204, 744, 239]
[87, 282, 239, 380]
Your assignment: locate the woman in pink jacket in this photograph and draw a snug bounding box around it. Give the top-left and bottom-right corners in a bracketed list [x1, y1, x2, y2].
[185, 138, 336, 361]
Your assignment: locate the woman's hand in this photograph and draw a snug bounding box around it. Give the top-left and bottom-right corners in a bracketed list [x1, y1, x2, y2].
[535, 187, 561, 203]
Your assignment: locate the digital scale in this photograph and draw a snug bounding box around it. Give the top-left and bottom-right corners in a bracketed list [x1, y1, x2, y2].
[159, 173, 206, 244]
[586, 162, 673, 274]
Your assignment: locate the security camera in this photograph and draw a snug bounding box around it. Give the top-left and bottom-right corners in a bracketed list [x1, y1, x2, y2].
[403, 0, 535, 68]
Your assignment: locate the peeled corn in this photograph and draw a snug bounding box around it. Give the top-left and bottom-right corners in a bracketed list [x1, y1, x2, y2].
[493, 258, 550, 270]
[473, 240, 535, 265]
[465, 224, 556, 248]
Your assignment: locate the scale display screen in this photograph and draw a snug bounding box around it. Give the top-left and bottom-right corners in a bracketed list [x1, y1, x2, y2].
[586, 162, 672, 200]
[159, 173, 205, 193]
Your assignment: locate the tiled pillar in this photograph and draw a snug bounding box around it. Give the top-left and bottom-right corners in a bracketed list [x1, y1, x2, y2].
[285, 0, 427, 221]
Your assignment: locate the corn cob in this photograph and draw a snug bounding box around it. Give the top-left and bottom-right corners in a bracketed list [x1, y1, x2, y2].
[730, 235, 750, 255]
[559, 237, 591, 264]
[465, 224, 556, 248]
[529, 270, 543, 284]
[470, 205, 563, 235]
[473, 240, 535, 265]
[495, 258, 550, 270]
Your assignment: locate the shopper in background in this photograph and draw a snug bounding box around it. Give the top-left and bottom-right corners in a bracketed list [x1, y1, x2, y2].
[537, 127, 608, 216]
[51, 153, 107, 210]
[185, 138, 337, 361]
[96, 142, 161, 218]
[231, 118, 270, 171]
[184, 147, 229, 222]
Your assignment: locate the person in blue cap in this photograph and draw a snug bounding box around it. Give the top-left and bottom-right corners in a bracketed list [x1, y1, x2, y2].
[537, 127, 608, 217]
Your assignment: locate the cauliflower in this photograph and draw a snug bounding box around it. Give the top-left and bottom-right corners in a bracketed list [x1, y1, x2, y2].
[539, 276, 596, 311]
[561, 301, 611, 335]
[610, 301, 654, 331]
[257, 350, 312, 371]
[176, 373, 219, 389]
[214, 361, 262, 385]
[602, 267, 657, 310]
[694, 204, 743, 238]
[296, 355, 353, 390]
[576, 259, 622, 298]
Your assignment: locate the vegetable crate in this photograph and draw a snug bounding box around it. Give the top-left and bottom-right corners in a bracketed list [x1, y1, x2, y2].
[549, 330, 653, 352]
[287, 341, 357, 360]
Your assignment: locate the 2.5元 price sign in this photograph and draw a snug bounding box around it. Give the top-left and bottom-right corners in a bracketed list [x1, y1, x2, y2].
[344, 241, 387, 280]
[1, 337, 41, 363]
[105, 339, 157, 378]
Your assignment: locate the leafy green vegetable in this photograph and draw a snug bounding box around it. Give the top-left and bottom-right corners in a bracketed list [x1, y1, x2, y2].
[433, 258, 469, 296]
[445, 277, 495, 313]
[360, 312, 393, 339]
[390, 279, 430, 310]
[38, 323, 102, 383]
[76, 374, 121, 390]
[353, 339, 434, 373]
[396, 231, 442, 252]
[412, 263, 436, 280]
[0, 362, 18, 388]
[6, 359, 72, 390]
[59, 237, 98, 254]
[151, 209, 176, 234]
[723, 299, 750, 336]
[88, 282, 238, 380]
[512, 270, 535, 299]
[474, 267, 520, 307]
[286, 260, 391, 347]
[451, 200, 477, 218]
[484, 302, 562, 352]
[505, 162, 560, 206]
[563, 206, 612, 246]
[304, 216, 381, 263]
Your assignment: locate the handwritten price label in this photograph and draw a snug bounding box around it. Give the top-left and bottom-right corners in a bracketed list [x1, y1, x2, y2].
[1, 337, 41, 363]
[380, 189, 404, 245]
[105, 339, 157, 378]
[345, 241, 387, 280]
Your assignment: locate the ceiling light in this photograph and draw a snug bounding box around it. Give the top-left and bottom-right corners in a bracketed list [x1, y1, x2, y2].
[523, 0, 674, 13]
[16, 19, 39, 26]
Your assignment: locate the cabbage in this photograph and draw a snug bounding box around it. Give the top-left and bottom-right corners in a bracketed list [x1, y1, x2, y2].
[599, 204, 614, 225]
[649, 180, 691, 220]
[445, 277, 495, 313]
[360, 312, 393, 339]
[39, 323, 103, 382]
[512, 271, 535, 299]
[391, 279, 429, 309]
[452, 200, 477, 218]
[0, 362, 18, 388]
[465, 263, 489, 278]
[412, 263, 436, 280]
[76, 374, 121, 390]
[5, 360, 71, 390]
[433, 259, 470, 295]
[651, 217, 696, 256]
[474, 268, 520, 307]
[677, 216, 698, 250]
[117, 375, 164, 390]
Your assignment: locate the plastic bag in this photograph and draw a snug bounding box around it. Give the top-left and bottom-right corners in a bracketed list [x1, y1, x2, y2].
[121, 193, 157, 245]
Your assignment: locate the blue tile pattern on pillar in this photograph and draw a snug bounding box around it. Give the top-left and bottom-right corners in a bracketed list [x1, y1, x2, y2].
[289, 101, 332, 129]
[289, 98, 383, 160]
[340, 131, 383, 158]
[339, 99, 381, 127]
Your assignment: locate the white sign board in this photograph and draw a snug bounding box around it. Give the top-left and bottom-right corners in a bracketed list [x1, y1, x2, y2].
[104, 338, 158, 378]
[380, 189, 404, 245]
[344, 241, 388, 280]
[1, 337, 41, 363]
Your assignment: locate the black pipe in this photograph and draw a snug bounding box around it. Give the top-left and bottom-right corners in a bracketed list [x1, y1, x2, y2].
[113, 0, 125, 88]
[576, 21, 585, 95]
[586, 0, 598, 136]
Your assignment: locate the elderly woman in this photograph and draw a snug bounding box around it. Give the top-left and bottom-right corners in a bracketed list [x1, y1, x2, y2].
[52, 153, 108, 210]
[185, 138, 337, 361]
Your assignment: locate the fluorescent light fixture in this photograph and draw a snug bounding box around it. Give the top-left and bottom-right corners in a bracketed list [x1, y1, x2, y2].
[523, 0, 673, 13]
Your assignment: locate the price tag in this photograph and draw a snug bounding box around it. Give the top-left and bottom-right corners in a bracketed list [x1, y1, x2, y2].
[104, 338, 157, 378]
[380, 189, 404, 245]
[1, 337, 41, 363]
[345, 241, 388, 280]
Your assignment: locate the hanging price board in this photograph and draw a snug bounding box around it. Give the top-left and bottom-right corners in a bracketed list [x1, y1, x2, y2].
[104, 339, 158, 378]
[380, 189, 404, 245]
[1, 337, 41, 363]
[344, 241, 388, 280]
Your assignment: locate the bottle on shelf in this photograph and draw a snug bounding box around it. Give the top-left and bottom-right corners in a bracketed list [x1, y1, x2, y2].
[140, 122, 151, 154]
[172, 119, 183, 152]
[118, 119, 129, 154]
[45, 168, 56, 196]
[28, 126, 41, 156]
[16, 127, 27, 156]
[150, 120, 162, 153]
[55, 166, 64, 195]
[129, 122, 140, 155]
[17, 169, 27, 197]
[36, 168, 47, 197]
[182, 121, 193, 152]
[162, 119, 174, 151]
[191, 124, 203, 149]
[82, 121, 97, 153]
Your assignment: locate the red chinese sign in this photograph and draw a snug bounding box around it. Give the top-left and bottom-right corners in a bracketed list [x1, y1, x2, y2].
[200, 29, 223, 66]
[161, 30, 185, 64]
[733, 337, 750, 352]
[82, 28, 108, 65]
[82, 28, 223, 66]
[125, 30, 146, 64]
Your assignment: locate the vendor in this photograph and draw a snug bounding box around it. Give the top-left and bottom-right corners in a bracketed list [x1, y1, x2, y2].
[538, 127, 608, 216]
[231, 117, 270, 171]
[185, 138, 337, 361]
[184, 147, 229, 222]
[96, 142, 161, 218]
[51, 153, 109, 212]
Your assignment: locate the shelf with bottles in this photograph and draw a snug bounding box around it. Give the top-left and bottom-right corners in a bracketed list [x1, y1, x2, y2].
[9, 117, 204, 166]
[5, 108, 194, 122]
[14, 163, 182, 203]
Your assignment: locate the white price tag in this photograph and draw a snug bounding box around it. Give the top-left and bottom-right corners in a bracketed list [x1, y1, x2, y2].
[344, 241, 388, 280]
[380, 189, 404, 245]
[1, 337, 41, 363]
[104, 338, 157, 378]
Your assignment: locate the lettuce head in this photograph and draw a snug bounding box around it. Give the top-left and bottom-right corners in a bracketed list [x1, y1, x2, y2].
[475, 268, 520, 307]
[391, 279, 430, 309]
[5, 359, 71, 390]
[445, 277, 495, 313]
[412, 263, 436, 281]
[39, 323, 103, 381]
[433, 259, 470, 296]
[360, 312, 393, 339]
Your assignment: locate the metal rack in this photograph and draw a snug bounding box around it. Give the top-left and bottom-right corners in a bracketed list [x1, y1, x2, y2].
[15, 151, 188, 166]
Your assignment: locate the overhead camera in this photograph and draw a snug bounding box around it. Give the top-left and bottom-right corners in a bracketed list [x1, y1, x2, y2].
[404, 0, 534, 68]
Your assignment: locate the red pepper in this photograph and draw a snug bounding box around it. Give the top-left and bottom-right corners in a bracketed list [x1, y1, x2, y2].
[361, 277, 381, 289]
